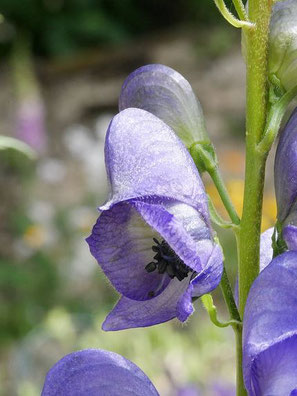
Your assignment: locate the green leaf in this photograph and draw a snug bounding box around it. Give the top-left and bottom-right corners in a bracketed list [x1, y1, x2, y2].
[0, 136, 36, 159]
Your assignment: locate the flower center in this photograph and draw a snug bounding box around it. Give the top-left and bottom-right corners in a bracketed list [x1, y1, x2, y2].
[145, 237, 194, 283]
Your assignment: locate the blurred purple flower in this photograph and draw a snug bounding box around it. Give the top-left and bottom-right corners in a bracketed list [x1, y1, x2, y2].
[275, 107, 297, 249]
[243, 251, 297, 395]
[176, 382, 235, 396]
[41, 349, 159, 395]
[211, 383, 235, 396]
[16, 98, 47, 153]
[177, 384, 201, 396]
[119, 64, 209, 148]
[87, 108, 223, 330]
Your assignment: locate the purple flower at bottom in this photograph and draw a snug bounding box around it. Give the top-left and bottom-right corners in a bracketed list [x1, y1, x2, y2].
[41, 349, 159, 395]
[177, 384, 201, 396]
[211, 383, 235, 396]
[87, 108, 223, 330]
[243, 251, 297, 395]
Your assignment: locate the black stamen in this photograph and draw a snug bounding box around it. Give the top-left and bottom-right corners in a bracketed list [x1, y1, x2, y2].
[158, 260, 167, 274]
[145, 238, 195, 285]
[145, 262, 157, 273]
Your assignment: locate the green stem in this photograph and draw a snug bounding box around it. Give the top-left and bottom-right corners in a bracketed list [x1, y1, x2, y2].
[257, 85, 297, 154]
[190, 143, 240, 226]
[213, 0, 254, 29]
[235, 326, 245, 396]
[232, 0, 248, 21]
[220, 268, 241, 323]
[238, 154, 266, 315]
[239, 0, 272, 315]
[11, 29, 38, 100]
[220, 267, 244, 395]
[209, 167, 241, 226]
[237, 1, 273, 395]
[201, 293, 241, 328]
[208, 195, 235, 229]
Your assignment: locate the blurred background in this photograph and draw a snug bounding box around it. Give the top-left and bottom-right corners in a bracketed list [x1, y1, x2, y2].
[0, 1, 277, 395]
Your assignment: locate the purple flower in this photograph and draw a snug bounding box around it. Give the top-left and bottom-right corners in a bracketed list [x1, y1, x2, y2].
[211, 383, 235, 396]
[176, 383, 235, 396]
[243, 251, 297, 395]
[16, 98, 47, 154]
[41, 349, 159, 395]
[119, 64, 209, 148]
[275, 107, 297, 250]
[87, 108, 223, 330]
[177, 384, 201, 396]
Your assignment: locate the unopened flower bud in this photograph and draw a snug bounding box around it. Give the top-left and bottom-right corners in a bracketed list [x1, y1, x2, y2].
[119, 64, 210, 148]
[269, 0, 297, 92]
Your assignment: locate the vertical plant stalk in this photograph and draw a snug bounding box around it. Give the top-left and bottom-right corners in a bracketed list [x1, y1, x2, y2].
[237, 1, 273, 395]
[235, 325, 244, 396]
[220, 266, 245, 394]
[239, 0, 272, 316]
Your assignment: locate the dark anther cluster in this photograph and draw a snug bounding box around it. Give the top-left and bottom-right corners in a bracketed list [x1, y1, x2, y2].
[145, 238, 193, 281]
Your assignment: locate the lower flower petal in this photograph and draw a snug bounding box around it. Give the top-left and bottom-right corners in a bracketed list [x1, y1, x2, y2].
[191, 243, 224, 298]
[102, 277, 191, 331]
[177, 282, 194, 322]
[41, 349, 159, 396]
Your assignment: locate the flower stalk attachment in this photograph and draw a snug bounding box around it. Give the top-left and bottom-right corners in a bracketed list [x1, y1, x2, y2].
[257, 85, 297, 155]
[201, 293, 241, 329]
[207, 196, 235, 230]
[190, 142, 240, 227]
[231, 0, 248, 21]
[213, 0, 255, 29]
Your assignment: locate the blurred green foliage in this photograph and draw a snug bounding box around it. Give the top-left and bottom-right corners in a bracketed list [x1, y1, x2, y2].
[0, 0, 230, 59]
[0, 253, 59, 345]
